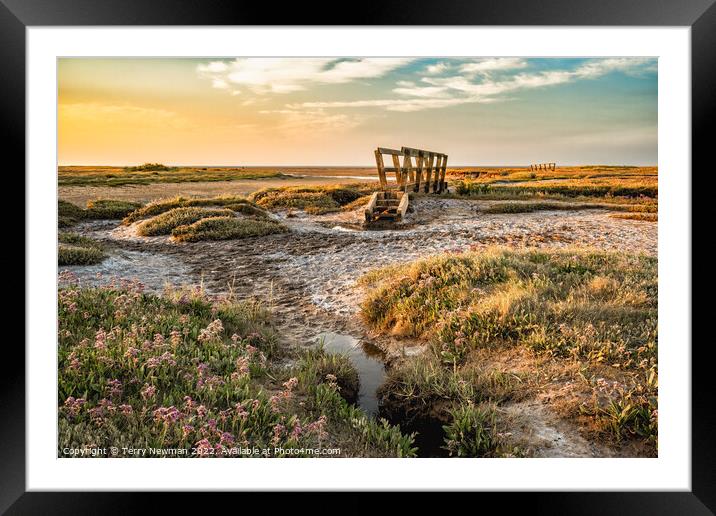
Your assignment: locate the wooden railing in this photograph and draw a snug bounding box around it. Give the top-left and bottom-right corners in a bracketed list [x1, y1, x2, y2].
[374, 146, 448, 193]
[530, 162, 556, 171]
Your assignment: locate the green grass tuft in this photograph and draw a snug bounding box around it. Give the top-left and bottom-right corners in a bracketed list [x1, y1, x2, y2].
[85, 199, 143, 219]
[123, 195, 260, 224]
[249, 186, 371, 214]
[58, 233, 106, 265]
[171, 216, 288, 242]
[136, 207, 235, 236]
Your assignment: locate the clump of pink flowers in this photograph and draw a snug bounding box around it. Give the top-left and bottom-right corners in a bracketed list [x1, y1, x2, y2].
[153, 406, 183, 425]
[198, 319, 224, 343]
[63, 396, 86, 418]
[140, 383, 157, 400]
[305, 415, 328, 440]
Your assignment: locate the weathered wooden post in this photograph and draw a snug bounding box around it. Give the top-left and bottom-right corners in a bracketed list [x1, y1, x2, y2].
[432, 154, 442, 192]
[440, 154, 448, 192]
[391, 154, 402, 185]
[403, 154, 414, 190]
[414, 152, 423, 193]
[424, 152, 435, 193]
[374, 149, 387, 189]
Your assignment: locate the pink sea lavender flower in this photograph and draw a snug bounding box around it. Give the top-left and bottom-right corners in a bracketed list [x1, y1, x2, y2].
[220, 432, 235, 446]
[194, 438, 213, 457]
[63, 396, 86, 418]
[94, 328, 108, 350]
[140, 383, 157, 400]
[106, 379, 123, 398]
[119, 404, 133, 416]
[290, 421, 303, 440]
[66, 351, 81, 371]
[196, 405, 207, 418]
[269, 395, 281, 412]
[198, 319, 224, 343]
[169, 329, 182, 347]
[234, 402, 248, 421]
[182, 424, 194, 439]
[272, 423, 285, 444]
[305, 415, 328, 440]
[153, 406, 183, 425]
[235, 357, 250, 376]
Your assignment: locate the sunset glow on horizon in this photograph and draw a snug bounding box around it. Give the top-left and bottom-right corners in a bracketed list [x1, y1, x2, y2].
[58, 57, 658, 166]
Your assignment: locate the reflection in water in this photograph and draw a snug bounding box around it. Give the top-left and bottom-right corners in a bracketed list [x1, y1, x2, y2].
[316, 332, 386, 417]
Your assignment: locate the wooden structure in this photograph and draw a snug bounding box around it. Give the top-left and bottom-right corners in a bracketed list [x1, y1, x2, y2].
[364, 191, 409, 223]
[530, 162, 556, 171]
[374, 146, 448, 194]
[366, 146, 448, 223]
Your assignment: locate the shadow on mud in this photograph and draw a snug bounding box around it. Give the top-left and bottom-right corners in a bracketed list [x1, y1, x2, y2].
[378, 392, 452, 457]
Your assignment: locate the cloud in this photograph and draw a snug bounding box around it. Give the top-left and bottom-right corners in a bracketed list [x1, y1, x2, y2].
[292, 57, 656, 112]
[197, 57, 415, 95]
[258, 108, 369, 133]
[425, 62, 449, 75]
[460, 58, 527, 74]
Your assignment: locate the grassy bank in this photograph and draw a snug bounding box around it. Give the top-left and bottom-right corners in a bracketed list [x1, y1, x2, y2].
[454, 180, 657, 199]
[58, 277, 416, 458]
[122, 195, 267, 224]
[58, 233, 106, 265]
[59, 165, 284, 187]
[248, 185, 374, 214]
[446, 166, 657, 202]
[59, 199, 143, 227]
[360, 247, 657, 456]
[479, 201, 657, 215]
[120, 196, 287, 242]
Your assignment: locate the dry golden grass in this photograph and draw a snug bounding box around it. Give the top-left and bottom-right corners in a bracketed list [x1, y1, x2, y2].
[361, 247, 657, 456]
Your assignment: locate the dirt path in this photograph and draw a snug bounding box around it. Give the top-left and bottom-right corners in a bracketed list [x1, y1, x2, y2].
[61, 197, 657, 457]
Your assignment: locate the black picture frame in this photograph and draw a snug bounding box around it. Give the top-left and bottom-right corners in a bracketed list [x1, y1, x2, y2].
[6, 0, 710, 511]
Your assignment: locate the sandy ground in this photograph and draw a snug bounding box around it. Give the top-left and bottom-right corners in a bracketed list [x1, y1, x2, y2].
[61, 196, 657, 457]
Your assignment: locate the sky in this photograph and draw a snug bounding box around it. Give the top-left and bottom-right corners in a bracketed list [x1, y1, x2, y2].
[57, 57, 657, 166]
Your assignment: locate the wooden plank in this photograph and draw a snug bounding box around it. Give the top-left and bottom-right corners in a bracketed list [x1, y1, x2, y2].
[377, 147, 403, 156]
[374, 149, 387, 189]
[432, 154, 442, 192]
[391, 154, 402, 185]
[414, 154, 423, 192]
[400, 154, 409, 191]
[439, 154, 448, 193]
[364, 192, 378, 222]
[401, 146, 421, 157]
[424, 153, 435, 193]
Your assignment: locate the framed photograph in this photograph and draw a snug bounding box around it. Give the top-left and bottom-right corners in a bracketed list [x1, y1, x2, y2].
[9, 0, 711, 510]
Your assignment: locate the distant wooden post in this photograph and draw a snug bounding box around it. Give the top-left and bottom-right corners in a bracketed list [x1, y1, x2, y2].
[374, 149, 387, 189]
